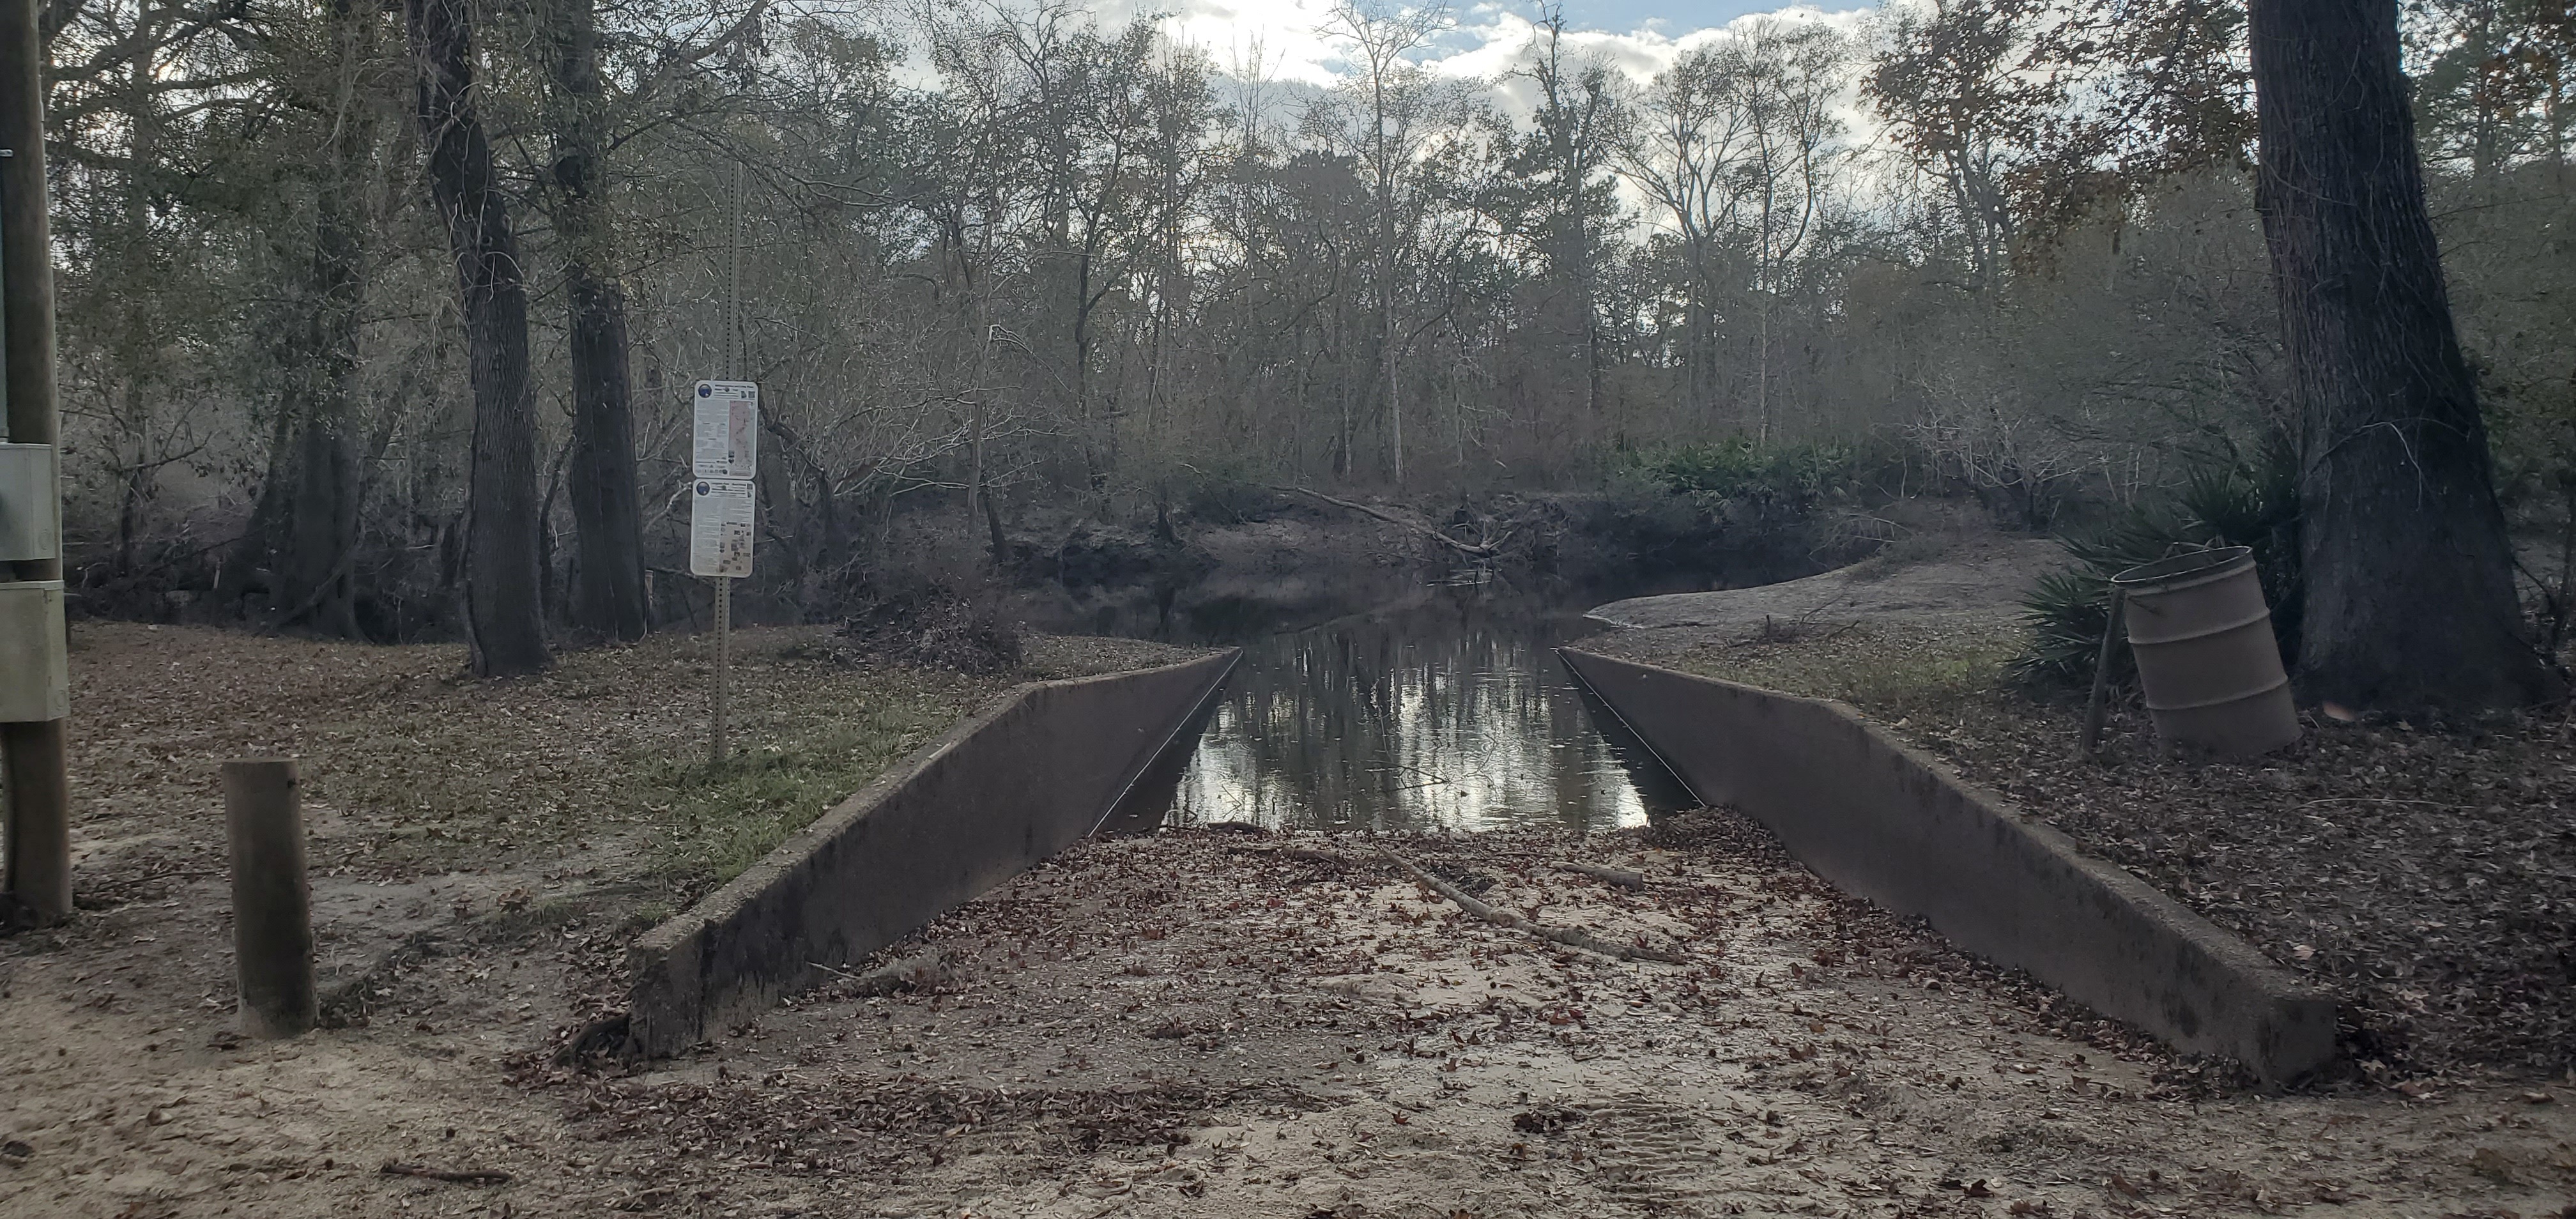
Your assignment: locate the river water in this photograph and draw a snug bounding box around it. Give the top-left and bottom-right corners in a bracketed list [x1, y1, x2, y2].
[1107, 582, 1698, 833]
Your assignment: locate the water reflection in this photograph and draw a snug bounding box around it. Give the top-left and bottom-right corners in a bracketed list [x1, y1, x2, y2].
[1118, 589, 1696, 832]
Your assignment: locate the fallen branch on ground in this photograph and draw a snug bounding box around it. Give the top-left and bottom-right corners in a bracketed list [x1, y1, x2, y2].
[1380, 850, 1690, 965]
[1224, 845, 1362, 869]
[811, 951, 947, 997]
[1552, 861, 1647, 890]
[380, 1162, 512, 1185]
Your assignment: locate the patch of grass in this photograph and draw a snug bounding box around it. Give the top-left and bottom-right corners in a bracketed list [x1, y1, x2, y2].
[634, 693, 978, 889]
[1671, 621, 2023, 721]
[70, 624, 1211, 917]
[622, 901, 675, 932]
[1843, 530, 1951, 581]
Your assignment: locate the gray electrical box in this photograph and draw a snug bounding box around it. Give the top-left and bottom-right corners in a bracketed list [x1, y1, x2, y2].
[0, 442, 59, 562]
[0, 579, 68, 722]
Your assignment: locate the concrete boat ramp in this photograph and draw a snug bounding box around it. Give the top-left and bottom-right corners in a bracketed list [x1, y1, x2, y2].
[578, 608, 2573, 1218]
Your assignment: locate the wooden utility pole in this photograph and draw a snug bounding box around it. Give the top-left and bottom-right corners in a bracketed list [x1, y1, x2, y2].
[1, 0, 70, 923]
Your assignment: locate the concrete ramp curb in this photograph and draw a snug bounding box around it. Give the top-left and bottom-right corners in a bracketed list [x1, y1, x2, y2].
[1559, 648, 2335, 1082]
[627, 649, 1238, 1055]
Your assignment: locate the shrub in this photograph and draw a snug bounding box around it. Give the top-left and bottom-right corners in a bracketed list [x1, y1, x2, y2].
[1168, 459, 1284, 525]
[1633, 437, 1857, 511]
[2014, 444, 2302, 687]
[839, 583, 1025, 674]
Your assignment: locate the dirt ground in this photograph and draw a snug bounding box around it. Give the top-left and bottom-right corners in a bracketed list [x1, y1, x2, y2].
[1578, 522, 2576, 1085]
[0, 621, 1169, 1216]
[10, 811, 2573, 1218]
[6, 598, 2576, 1218]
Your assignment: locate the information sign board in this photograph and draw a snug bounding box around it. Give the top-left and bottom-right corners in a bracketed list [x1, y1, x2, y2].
[693, 381, 759, 479]
[689, 477, 756, 578]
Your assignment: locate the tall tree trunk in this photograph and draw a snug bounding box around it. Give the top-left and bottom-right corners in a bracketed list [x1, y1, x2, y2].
[965, 262, 992, 550]
[1756, 290, 1772, 445]
[279, 184, 362, 638]
[224, 395, 297, 606]
[1374, 76, 1401, 485]
[1685, 240, 1716, 424]
[2248, 0, 2550, 709]
[276, 2, 372, 635]
[409, 0, 549, 675]
[113, 4, 161, 581]
[1074, 249, 1105, 488]
[224, 0, 367, 632]
[542, 0, 648, 641]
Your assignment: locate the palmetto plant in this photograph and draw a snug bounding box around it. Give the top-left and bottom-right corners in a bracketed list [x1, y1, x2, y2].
[2015, 443, 2303, 687]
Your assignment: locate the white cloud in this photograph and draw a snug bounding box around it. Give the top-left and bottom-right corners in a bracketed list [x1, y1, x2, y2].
[881, 1, 1889, 136]
[1133, 1, 1880, 100]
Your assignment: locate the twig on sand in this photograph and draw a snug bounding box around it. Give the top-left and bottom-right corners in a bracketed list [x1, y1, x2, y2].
[1379, 850, 1689, 965]
[380, 1161, 512, 1185]
[1224, 845, 1360, 869]
[1552, 861, 1647, 890]
[2299, 797, 2465, 810]
[810, 954, 941, 997]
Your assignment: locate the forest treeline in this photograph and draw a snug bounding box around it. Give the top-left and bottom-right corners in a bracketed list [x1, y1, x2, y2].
[33, 0, 2576, 667]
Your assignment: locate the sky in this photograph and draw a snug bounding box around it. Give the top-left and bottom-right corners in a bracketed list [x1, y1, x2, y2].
[1096, 1, 1879, 92]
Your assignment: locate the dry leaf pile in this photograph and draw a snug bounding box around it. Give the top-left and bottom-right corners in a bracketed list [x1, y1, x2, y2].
[1590, 620, 2576, 1081]
[1940, 701, 2576, 1079]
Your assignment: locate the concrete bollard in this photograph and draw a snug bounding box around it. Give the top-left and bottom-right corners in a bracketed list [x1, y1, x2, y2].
[220, 759, 317, 1038]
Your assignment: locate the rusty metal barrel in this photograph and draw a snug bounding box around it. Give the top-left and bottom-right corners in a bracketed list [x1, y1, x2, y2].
[2112, 546, 2301, 756]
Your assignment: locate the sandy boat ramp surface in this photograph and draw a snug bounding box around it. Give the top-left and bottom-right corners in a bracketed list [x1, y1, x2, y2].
[6, 814, 2572, 1218]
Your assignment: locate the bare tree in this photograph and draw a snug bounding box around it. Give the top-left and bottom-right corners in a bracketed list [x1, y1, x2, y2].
[1866, 0, 2049, 289]
[1729, 20, 1848, 443]
[1322, 0, 1450, 484]
[534, 0, 663, 641]
[1515, 4, 1623, 420]
[1621, 43, 1755, 425]
[271, 0, 383, 634]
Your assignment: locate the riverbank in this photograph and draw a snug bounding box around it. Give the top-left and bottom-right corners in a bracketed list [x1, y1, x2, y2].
[895, 482, 1863, 648]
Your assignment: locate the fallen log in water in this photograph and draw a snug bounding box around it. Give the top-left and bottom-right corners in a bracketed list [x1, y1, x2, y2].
[1272, 486, 1503, 560]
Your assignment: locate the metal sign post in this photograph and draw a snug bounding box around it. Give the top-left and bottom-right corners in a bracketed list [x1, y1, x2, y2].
[691, 379, 758, 763]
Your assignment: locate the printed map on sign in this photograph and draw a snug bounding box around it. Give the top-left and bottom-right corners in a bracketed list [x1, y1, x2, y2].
[689, 479, 755, 578]
[693, 381, 759, 479]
